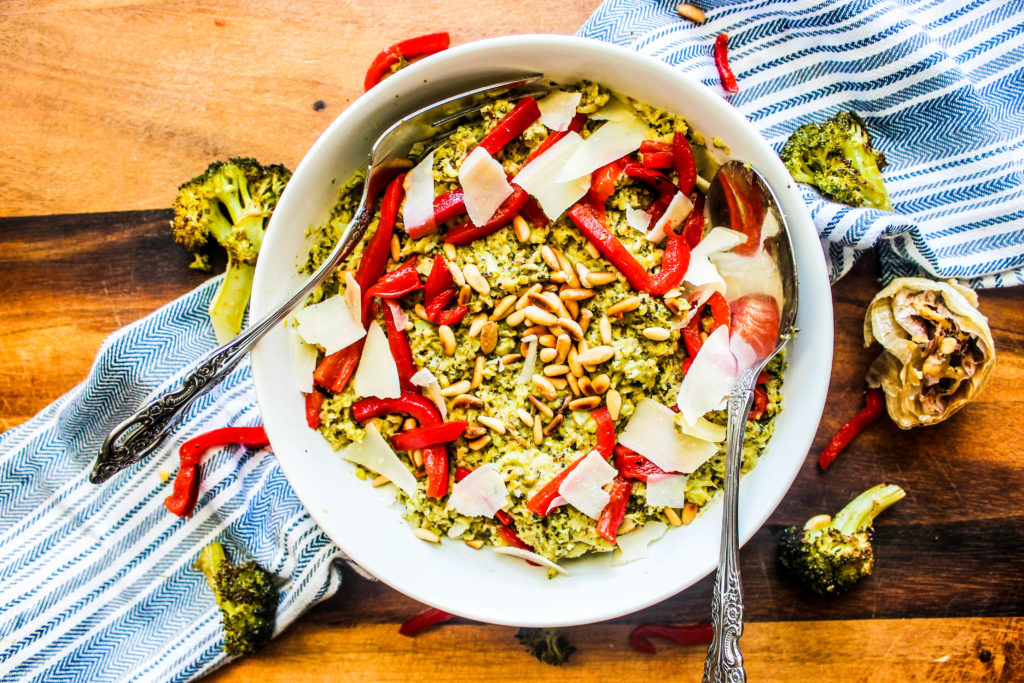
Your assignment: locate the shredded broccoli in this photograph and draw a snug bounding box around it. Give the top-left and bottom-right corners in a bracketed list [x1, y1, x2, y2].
[777, 484, 905, 597]
[171, 158, 290, 343]
[780, 112, 892, 210]
[194, 541, 278, 656]
[515, 627, 575, 665]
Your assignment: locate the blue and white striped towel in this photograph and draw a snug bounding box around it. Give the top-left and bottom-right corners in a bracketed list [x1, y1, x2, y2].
[2, 1, 1022, 681]
[580, 0, 1024, 287]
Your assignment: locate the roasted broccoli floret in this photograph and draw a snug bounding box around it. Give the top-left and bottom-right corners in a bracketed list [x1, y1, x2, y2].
[194, 541, 278, 656]
[515, 627, 575, 666]
[777, 484, 905, 597]
[780, 112, 892, 210]
[171, 158, 290, 344]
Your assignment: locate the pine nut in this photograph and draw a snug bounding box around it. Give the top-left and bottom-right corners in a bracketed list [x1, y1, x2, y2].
[579, 376, 594, 396]
[564, 299, 579, 320]
[441, 380, 471, 397]
[584, 241, 601, 259]
[540, 245, 560, 270]
[567, 347, 583, 378]
[553, 249, 581, 288]
[579, 308, 594, 335]
[664, 507, 683, 527]
[606, 296, 642, 317]
[586, 271, 618, 286]
[528, 394, 554, 419]
[559, 288, 596, 301]
[463, 263, 490, 295]
[513, 214, 531, 242]
[539, 347, 557, 363]
[458, 284, 472, 306]
[524, 305, 558, 327]
[414, 303, 430, 321]
[465, 539, 485, 549]
[617, 518, 637, 536]
[529, 291, 561, 314]
[591, 374, 611, 394]
[806, 514, 833, 530]
[532, 374, 558, 401]
[390, 234, 401, 261]
[533, 415, 543, 445]
[479, 321, 498, 354]
[663, 288, 683, 299]
[599, 315, 613, 344]
[664, 297, 685, 315]
[550, 270, 569, 283]
[606, 389, 622, 420]
[676, 3, 706, 23]
[372, 474, 390, 487]
[557, 317, 585, 341]
[543, 364, 570, 377]
[568, 396, 601, 411]
[643, 326, 671, 341]
[682, 502, 699, 525]
[555, 334, 572, 363]
[468, 312, 488, 338]
[439, 325, 456, 355]
[517, 408, 534, 427]
[505, 308, 527, 327]
[491, 294, 517, 321]
[566, 373, 580, 396]
[523, 324, 547, 338]
[501, 353, 523, 366]
[452, 394, 483, 409]
[403, 418, 418, 430]
[576, 263, 591, 287]
[577, 345, 615, 365]
[544, 414, 564, 436]
[464, 425, 487, 439]
[410, 449, 424, 468]
[443, 243, 457, 260]
[477, 416, 507, 435]
[414, 528, 441, 543]
[468, 434, 491, 450]
[516, 284, 543, 310]
[471, 356, 485, 389]
[549, 376, 568, 390]
[448, 260, 466, 288]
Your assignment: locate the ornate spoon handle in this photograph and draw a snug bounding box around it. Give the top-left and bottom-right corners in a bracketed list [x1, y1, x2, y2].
[702, 373, 755, 683]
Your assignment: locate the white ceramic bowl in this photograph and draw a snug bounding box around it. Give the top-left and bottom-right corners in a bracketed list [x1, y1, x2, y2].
[251, 35, 832, 627]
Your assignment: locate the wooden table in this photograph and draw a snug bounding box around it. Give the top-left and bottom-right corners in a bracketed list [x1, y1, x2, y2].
[2, 2, 1021, 680]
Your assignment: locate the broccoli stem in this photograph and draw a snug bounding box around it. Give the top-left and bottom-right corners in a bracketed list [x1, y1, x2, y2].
[195, 541, 227, 593]
[831, 483, 905, 535]
[209, 258, 256, 345]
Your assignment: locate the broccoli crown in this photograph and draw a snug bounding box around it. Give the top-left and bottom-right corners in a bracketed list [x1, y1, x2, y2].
[194, 542, 278, 657]
[777, 484, 905, 597]
[515, 627, 575, 666]
[780, 111, 892, 211]
[171, 157, 291, 270]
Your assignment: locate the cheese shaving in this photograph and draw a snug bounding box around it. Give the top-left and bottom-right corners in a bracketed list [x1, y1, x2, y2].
[459, 146, 514, 226]
[293, 294, 365, 355]
[512, 132, 590, 220]
[492, 547, 570, 576]
[684, 227, 748, 291]
[675, 326, 738, 426]
[344, 272, 362, 324]
[645, 474, 690, 508]
[518, 335, 539, 384]
[647, 191, 694, 244]
[557, 118, 650, 182]
[537, 90, 582, 131]
[625, 206, 652, 233]
[353, 321, 401, 399]
[448, 463, 510, 518]
[341, 423, 417, 496]
[618, 398, 718, 474]
[612, 521, 668, 565]
[403, 150, 436, 235]
[288, 325, 318, 394]
[410, 368, 447, 419]
[558, 450, 617, 519]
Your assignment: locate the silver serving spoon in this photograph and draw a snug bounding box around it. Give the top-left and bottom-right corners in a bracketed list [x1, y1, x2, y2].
[701, 161, 799, 683]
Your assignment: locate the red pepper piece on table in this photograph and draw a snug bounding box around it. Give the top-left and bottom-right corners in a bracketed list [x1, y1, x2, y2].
[748, 385, 768, 421]
[630, 622, 714, 655]
[365, 257, 422, 299]
[595, 476, 633, 544]
[673, 131, 698, 195]
[382, 302, 418, 390]
[613, 444, 669, 482]
[423, 254, 453, 307]
[442, 185, 529, 245]
[818, 388, 885, 471]
[641, 151, 674, 169]
[357, 173, 406, 324]
[179, 426, 270, 467]
[391, 421, 468, 451]
[713, 33, 740, 94]
[406, 188, 467, 239]
[305, 391, 324, 429]
[477, 97, 541, 156]
[164, 465, 199, 517]
[364, 32, 451, 91]
[398, 607, 454, 636]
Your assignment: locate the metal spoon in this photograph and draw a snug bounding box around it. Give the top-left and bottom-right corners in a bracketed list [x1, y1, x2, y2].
[701, 161, 799, 683]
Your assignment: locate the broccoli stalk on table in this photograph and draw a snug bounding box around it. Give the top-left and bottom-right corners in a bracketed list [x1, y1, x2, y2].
[194, 541, 278, 656]
[780, 111, 893, 210]
[777, 484, 905, 597]
[171, 158, 290, 344]
[515, 627, 575, 665]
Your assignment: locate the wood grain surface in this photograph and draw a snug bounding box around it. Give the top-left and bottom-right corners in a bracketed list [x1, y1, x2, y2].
[1, 1, 1023, 681]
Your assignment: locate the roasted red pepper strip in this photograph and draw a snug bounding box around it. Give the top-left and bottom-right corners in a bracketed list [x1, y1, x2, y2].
[526, 454, 585, 516]
[442, 185, 529, 245]
[592, 406, 616, 458]
[391, 421, 468, 451]
[630, 622, 714, 654]
[640, 140, 672, 153]
[364, 32, 451, 91]
[646, 230, 692, 296]
[313, 341, 363, 393]
[818, 389, 885, 471]
[596, 476, 633, 543]
[519, 196, 550, 227]
[454, 466, 473, 482]
[498, 524, 534, 551]
[748, 385, 768, 421]
[305, 391, 324, 429]
[352, 391, 441, 427]
[366, 257, 422, 299]
[682, 193, 706, 248]
[641, 151, 674, 168]
[179, 426, 270, 467]
[713, 33, 740, 94]
[682, 315, 703, 358]
[622, 162, 677, 227]
[568, 202, 651, 291]
[495, 509, 514, 526]
[164, 465, 199, 517]
[589, 158, 626, 204]
[398, 607, 454, 637]
[433, 305, 469, 326]
[383, 302, 417, 390]
[423, 254, 453, 306]
[407, 188, 467, 239]
[357, 173, 406, 324]
[421, 445, 449, 497]
[682, 290, 731, 358]
[424, 288, 469, 326]
[613, 444, 669, 482]
[522, 112, 587, 167]
[706, 291, 731, 331]
[477, 97, 541, 156]
[673, 131, 698, 195]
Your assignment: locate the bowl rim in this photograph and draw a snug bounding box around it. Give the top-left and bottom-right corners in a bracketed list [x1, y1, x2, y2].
[251, 33, 833, 627]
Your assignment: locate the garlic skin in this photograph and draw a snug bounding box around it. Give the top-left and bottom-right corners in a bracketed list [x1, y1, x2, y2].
[863, 277, 995, 429]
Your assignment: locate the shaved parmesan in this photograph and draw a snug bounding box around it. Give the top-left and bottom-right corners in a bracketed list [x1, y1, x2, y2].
[447, 519, 470, 538]
[386, 301, 409, 331]
[493, 547, 569, 576]
[410, 368, 447, 419]
[341, 423, 417, 497]
[353, 321, 401, 399]
[512, 132, 590, 220]
[448, 463, 510, 518]
[625, 206, 652, 233]
[518, 335, 539, 384]
[537, 90, 582, 131]
[591, 96, 637, 122]
[645, 474, 690, 508]
[612, 521, 668, 565]
[293, 294, 365, 355]
[679, 416, 727, 443]
[675, 326, 738, 426]
[618, 398, 718, 474]
[557, 118, 650, 182]
[544, 495, 567, 515]
[710, 248, 786, 309]
[288, 325, 318, 394]
[684, 227, 748, 291]
[558, 450, 617, 519]
[344, 272, 362, 325]
[403, 151, 436, 235]
[647, 192, 694, 244]
[459, 147, 514, 226]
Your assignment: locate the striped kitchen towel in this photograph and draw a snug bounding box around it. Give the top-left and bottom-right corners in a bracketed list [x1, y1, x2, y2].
[0, 278, 347, 682]
[579, 0, 1024, 287]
